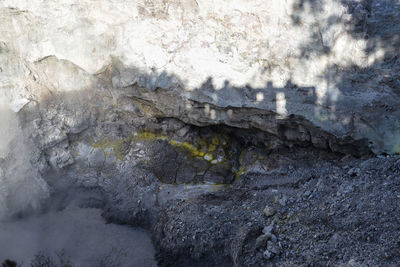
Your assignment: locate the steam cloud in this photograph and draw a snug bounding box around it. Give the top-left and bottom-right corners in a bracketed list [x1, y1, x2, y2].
[0, 96, 156, 265]
[0, 96, 49, 220]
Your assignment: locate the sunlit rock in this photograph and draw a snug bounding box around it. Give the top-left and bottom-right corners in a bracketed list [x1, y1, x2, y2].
[0, 0, 398, 153]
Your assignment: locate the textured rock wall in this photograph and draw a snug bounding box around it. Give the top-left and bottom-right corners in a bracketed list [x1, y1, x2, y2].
[0, 0, 399, 155]
[1, 1, 400, 266]
[2, 0, 400, 221]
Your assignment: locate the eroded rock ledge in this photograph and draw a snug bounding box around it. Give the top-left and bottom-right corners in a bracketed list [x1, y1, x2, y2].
[126, 85, 372, 157]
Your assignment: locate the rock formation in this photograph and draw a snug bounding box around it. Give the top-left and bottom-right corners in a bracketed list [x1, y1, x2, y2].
[0, 0, 400, 266]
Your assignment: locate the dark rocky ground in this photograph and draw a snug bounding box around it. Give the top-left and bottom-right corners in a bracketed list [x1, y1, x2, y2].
[151, 146, 400, 267]
[5, 148, 400, 265]
[4, 92, 400, 267]
[18, 97, 400, 266]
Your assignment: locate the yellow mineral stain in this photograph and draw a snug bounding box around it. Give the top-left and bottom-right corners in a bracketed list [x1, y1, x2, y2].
[90, 131, 246, 191]
[92, 139, 126, 161]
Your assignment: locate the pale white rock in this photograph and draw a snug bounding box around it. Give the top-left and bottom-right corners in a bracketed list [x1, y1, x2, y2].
[10, 98, 30, 112]
[0, 0, 399, 154]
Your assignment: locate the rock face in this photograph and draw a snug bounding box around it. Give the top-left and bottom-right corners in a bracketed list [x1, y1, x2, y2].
[0, 0, 399, 154]
[0, 0, 400, 266]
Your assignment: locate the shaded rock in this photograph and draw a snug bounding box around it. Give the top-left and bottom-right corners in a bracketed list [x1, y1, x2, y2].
[262, 222, 275, 236]
[255, 234, 269, 249]
[278, 196, 288, 207]
[267, 240, 280, 255]
[263, 205, 276, 217]
[263, 249, 274, 260]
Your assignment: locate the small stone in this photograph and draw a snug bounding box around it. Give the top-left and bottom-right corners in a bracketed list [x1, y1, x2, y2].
[263, 249, 274, 260]
[278, 196, 288, 206]
[255, 234, 269, 248]
[270, 234, 277, 243]
[263, 206, 276, 217]
[177, 126, 190, 137]
[267, 240, 280, 255]
[262, 222, 274, 236]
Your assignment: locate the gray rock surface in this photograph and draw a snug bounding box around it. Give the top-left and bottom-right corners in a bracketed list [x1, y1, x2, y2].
[263, 206, 276, 217]
[0, 0, 400, 266]
[0, 0, 399, 154]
